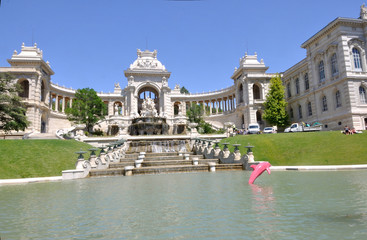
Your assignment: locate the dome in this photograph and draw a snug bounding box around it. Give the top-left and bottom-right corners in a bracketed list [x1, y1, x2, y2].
[129, 49, 166, 71]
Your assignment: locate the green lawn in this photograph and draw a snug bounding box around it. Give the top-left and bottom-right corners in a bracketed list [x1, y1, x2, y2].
[0, 139, 92, 179]
[220, 131, 367, 166]
[1, 131, 367, 179]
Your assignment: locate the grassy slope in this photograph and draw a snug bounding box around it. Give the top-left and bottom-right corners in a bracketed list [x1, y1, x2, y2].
[221, 131, 367, 166]
[0, 140, 92, 179]
[1, 131, 366, 179]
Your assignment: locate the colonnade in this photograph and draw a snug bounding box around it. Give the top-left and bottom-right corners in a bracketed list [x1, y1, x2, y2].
[185, 94, 236, 116]
[49, 93, 73, 113]
[49, 91, 129, 118]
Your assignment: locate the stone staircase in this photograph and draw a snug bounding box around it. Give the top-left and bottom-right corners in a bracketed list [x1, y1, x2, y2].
[89, 151, 243, 177]
[27, 132, 58, 139]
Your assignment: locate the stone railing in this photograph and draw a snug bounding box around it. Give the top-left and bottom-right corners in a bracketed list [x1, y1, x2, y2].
[192, 138, 261, 170]
[62, 139, 128, 180]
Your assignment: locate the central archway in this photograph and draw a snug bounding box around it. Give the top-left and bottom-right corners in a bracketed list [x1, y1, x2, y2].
[138, 87, 159, 115]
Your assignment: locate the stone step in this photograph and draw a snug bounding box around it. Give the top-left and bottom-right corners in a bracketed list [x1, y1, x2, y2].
[121, 154, 203, 161]
[125, 152, 188, 157]
[89, 163, 243, 177]
[142, 159, 219, 166]
[133, 164, 209, 175]
[27, 133, 58, 139]
[143, 155, 204, 161]
[110, 158, 217, 168]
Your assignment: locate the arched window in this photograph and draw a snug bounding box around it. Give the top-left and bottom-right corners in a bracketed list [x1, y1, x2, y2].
[319, 61, 325, 83]
[298, 105, 302, 119]
[295, 78, 300, 95]
[256, 110, 262, 124]
[104, 101, 109, 116]
[304, 73, 309, 90]
[253, 84, 261, 100]
[307, 102, 312, 116]
[18, 80, 29, 98]
[335, 90, 342, 108]
[138, 87, 159, 114]
[174, 102, 180, 115]
[353, 48, 362, 71]
[322, 96, 328, 112]
[359, 86, 367, 104]
[287, 83, 291, 98]
[114, 102, 123, 115]
[331, 53, 338, 76]
[238, 84, 243, 103]
[40, 80, 46, 102]
[290, 108, 294, 119]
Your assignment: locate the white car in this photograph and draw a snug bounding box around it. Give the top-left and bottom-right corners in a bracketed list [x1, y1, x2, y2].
[248, 123, 260, 134]
[263, 127, 276, 134]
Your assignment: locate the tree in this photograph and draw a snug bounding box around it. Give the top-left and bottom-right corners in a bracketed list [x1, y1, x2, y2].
[263, 73, 289, 127]
[180, 86, 189, 94]
[65, 88, 107, 133]
[186, 102, 203, 124]
[186, 103, 216, 134]
[0, 73, 29, 132]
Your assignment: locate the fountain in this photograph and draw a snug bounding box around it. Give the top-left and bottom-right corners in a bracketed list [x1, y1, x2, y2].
[129, 97, 169, 135]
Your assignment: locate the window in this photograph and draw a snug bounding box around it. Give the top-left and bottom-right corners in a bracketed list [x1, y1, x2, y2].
[18, 80, 29, 98]
[253, 84, 261, 100]
[41, 80, 46, 102]
[331, 53, 338, 76]
[322, 96, 328, 112]
[359, 86, 367, 104]
[287, 83, 291, 98]
[304, 73, 309, 90]
[307, 102, 312, 116]
[319, 61, 325, 83]
[353, 48, 362, 71]
[238, 84, 243, 103]
[335, 90, 342, 108]
[290, 108, 294, 118]
[298, 105, 302, 119]
[295, 78, 300, 95]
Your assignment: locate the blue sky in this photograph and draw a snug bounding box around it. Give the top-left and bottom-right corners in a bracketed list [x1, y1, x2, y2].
[0, 0, 364, 93]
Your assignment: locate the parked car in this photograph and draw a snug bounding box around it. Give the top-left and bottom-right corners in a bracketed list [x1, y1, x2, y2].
[263, 127, 276, 134]
[247, 123, 260, 134]
[284, 122, 322, 133]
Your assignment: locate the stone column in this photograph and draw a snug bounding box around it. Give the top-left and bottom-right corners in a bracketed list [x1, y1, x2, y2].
[62, 96, 65, 113]
[224, 97, 228, 112]
[203, 101, 206, 116]
[55, 96, 59, 112]
[209, 101, 212, 115]
[49, 92, 53, 107]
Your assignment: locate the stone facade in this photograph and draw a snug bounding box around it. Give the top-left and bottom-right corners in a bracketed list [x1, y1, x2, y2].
[283, 5, 367, 131]
[0, 46, 272, 135]
[2, 6, 367, 135]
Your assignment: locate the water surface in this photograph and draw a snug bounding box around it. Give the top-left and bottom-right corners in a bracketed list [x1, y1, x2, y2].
[1, 171, 367, 239]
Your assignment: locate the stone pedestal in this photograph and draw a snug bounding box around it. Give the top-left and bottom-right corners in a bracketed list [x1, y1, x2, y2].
[124, 166, 134, 176]
[208, 162, 216, 172]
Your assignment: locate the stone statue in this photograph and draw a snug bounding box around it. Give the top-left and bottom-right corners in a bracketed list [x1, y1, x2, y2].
[114, 104, 119, 115]
[361, 4, 367, 19]
[128, 76, 134, 86]
[114, 83, 121, 88]
[140, 97, 158, 117]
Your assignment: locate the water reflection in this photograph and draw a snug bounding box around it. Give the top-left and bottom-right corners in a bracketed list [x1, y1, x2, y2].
[250, 184, 281, 239]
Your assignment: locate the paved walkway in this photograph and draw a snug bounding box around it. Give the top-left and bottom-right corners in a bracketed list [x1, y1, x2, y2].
[0, 176, 62, 186]
[270, 164, 367, 171]
[1, 164, 367, 186]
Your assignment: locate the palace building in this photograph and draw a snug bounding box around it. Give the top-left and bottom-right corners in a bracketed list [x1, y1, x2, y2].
[1, 5, 367, 135]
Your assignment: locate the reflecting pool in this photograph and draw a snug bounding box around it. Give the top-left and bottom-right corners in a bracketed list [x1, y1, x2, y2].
[1, 171, 367, 239]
